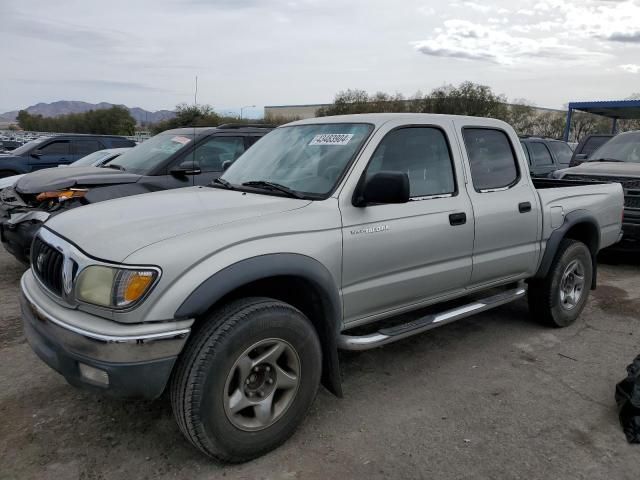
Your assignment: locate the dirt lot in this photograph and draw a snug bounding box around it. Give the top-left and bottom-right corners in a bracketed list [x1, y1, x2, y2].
[1, 247, 639, 480]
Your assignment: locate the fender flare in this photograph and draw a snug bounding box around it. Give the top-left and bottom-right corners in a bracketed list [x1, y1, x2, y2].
[174, 253, 343, 397]
[534, 209, 600, 289]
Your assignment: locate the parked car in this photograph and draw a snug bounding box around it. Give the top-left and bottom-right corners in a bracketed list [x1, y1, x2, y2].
[20, 113, 623, 462]
[0, 134, 135, 179]
[554, 130, 640, 250]
[0, 125, 272, 263]
[1, 139, 24, 152]
[568, 134, 615, 167]
[0, 147, 131, 191]
[519, 136, 574, 177]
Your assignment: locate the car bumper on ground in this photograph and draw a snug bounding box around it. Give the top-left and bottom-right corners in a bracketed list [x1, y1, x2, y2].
[0, 217, 44, 264]
[20, 271, 192, 399]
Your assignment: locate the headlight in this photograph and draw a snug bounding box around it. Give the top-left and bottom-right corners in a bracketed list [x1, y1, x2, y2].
[36, 188, 88, 202]
[75, 265, 158, 309]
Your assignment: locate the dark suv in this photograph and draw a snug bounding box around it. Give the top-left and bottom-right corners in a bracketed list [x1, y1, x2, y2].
[519, 136, 574, 177]
[0, 134, 136, 178]
[0, 125, 272, 263]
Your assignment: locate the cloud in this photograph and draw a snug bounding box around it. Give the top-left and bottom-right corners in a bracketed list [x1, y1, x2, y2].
[607, 31, 640, 43]
[620, 64, 640, 73]
[412, 19, 599, 66]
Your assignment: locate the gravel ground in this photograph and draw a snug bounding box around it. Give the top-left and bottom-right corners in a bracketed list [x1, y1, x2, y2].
[1, 247, 639, 480]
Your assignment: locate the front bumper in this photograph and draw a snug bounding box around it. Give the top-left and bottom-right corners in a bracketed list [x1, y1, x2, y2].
[21, 271, 192, 399]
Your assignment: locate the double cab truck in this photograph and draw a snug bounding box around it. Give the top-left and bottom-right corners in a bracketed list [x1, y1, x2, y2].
[20, 114, 623, 462]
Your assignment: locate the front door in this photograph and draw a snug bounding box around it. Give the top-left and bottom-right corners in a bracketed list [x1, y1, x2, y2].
[341, 123, 474, 324]
[29, 139, 72, 169]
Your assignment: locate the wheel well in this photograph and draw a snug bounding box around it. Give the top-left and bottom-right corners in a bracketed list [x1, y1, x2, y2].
[194, 275, 342, 397]
[565, 222, 599, 256]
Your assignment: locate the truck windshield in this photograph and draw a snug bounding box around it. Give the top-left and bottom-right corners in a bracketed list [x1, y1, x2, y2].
[589, 132, 640, 163]
[221, 123, 373, 198]
[109, 133, 193, 173]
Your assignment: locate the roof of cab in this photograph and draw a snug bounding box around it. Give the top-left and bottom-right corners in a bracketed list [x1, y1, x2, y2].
[284, 112, 512, 129]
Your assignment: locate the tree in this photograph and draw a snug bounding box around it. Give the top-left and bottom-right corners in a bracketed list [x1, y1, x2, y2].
[16, 107, 136, 135]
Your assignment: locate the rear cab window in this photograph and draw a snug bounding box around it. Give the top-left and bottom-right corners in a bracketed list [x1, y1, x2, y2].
[463, 128, 519, 192]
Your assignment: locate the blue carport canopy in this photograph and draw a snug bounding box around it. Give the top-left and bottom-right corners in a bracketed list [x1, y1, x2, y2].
[564, 100, 640, 141]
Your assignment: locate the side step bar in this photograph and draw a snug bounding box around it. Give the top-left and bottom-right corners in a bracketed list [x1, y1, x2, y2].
[337, 282, 527, 351]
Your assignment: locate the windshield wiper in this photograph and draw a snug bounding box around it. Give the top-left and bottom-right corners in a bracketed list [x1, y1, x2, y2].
[211, 177, 234, 189]
[588, 158, 625, 163]
[241, 180, 304, 199]
[106, 163, 126, 171]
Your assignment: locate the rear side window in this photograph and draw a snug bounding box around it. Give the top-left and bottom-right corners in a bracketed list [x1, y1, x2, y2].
[529, 142, 554, 166]
[463, 129, 519, 191]
[549, 141, 573, 166]
[73, 139, 103, 156]
[112, 139, 135, 148]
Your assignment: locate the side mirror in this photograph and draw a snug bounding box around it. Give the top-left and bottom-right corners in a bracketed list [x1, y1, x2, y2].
[31, 152, 43, 158]
[222, 160, 233, 171]
[572, 153, 588, 165]
[355, 171, 410, 207]
[170, 161, 201, 177]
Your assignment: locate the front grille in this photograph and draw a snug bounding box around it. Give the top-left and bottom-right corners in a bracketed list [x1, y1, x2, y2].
[31, 236, 64, 296]
[562, 174, 640, 213]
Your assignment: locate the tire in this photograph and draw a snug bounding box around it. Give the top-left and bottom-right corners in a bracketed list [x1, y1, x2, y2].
[528, 239, 593, 327]
[170, 297, 322, 463]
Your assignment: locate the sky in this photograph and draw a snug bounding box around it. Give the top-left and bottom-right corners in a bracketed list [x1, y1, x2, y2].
[1, 0, 639, 117]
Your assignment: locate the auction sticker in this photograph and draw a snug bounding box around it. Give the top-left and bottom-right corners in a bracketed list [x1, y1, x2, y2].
[309, 133, 354, 146]
[171, 136, 192, 145]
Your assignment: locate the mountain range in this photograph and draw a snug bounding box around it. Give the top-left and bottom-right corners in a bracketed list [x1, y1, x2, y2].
[0, 101, 175, 125]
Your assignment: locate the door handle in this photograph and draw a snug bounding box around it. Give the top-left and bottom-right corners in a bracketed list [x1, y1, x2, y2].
[519, 202, 532, 213]
[449, 212, 467, 226]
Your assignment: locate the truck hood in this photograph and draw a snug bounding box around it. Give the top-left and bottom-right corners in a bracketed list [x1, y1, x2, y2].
[15, 166, 142, 194]
[558, 161, 640, 178]
[45, 186, 311, 262]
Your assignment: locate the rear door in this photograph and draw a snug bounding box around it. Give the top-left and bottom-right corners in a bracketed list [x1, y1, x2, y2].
[340, 119, 474, 323]
[29, 139, 72, 169]
[454, 119, 541, 287]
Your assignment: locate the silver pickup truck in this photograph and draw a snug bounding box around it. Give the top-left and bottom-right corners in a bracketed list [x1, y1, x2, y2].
[20, 114, 623, 463]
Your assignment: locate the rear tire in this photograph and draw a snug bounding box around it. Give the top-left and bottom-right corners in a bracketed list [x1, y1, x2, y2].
[528, 239, 593, 327]
[170, 297, 322, 463]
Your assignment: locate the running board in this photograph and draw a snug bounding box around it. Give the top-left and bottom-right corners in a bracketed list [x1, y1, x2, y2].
[337, 282, 527, 351]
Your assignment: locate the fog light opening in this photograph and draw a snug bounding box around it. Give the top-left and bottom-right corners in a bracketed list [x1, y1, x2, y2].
[78, 363, 110, 386]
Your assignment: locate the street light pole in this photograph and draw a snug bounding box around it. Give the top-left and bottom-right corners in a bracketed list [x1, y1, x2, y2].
[240, 105, 256, 120]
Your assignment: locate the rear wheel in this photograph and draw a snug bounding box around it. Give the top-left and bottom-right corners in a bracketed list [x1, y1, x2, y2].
[528, 239, 593, 327]
[170, 297, 322, 463]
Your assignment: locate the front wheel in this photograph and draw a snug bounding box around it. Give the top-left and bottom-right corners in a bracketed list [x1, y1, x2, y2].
[528, 239, 593, 327]
[170, 297, 322, 463]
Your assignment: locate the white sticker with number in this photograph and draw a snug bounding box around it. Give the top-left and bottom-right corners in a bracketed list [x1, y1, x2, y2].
[309, 133, 354, 146]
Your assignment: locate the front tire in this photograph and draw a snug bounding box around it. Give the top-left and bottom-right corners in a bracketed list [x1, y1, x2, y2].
[170, 297, 322, 463]
[528, 239, 593, 327]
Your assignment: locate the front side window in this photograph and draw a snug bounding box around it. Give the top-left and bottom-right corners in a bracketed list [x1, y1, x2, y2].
[365, 127, 455, 197]
[463, 128, 519, 191]
[37, 140, 70, 155]
[222, 123, 373, 198]
[529, 142, 553, 166]
[110, 133, 194, 174]
[582, 136, 611, 158]
[188, 136, 245, 172]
